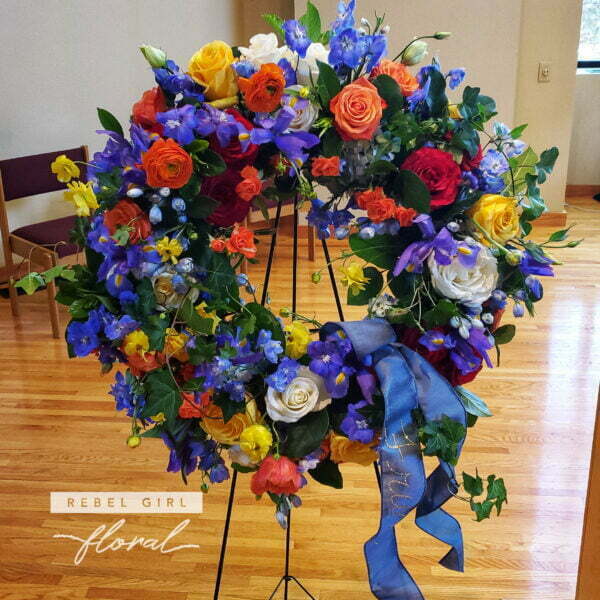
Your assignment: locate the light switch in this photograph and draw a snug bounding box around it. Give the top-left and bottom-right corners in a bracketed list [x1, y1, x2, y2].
[538, 62, 551, 83]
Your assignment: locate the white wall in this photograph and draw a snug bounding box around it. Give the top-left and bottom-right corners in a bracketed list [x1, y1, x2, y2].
[0, 0, 242, 264]
[567, 73, 600, 186]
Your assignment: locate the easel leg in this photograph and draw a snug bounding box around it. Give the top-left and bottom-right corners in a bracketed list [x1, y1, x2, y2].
[213, 469, 238, 600]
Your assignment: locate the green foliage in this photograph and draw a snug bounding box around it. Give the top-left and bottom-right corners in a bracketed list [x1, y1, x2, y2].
[510, 123, 528, 139]
[193, 148, 226, 177]
[393, 170, 431, 214]
[462, 470, 508, 521]
[422, 299, 459, 327]
[321, 127, 343, 157]
[459, 86, 496, 128]
[14, 265, 76, 295]
[187, 195, 219, 220]
[140, 368, 181, 428]
[494, 324, 516, 345]
[548, 225, 573, 242]
[205, 252, 239, 309]
[372, 74, 404, 117]
[316, 60, 341, 106]
[504, 146, 538, 196]
[243, 302, 285, 342]
[283, 409, 329, 458]
[349, 233, 403, 270]
[187, 341, 217, 365]
[97, 107, 124, 137]
[143, 314, 169, 351]
[309, 458, 343, 489]
[536, 147, 559, 184]
[180, 299, 215, 335]
[262, 13, 284, 40]
[213, 392, 245, 423]
[347, 267, 384, 306]
[299, 1, 324, 43]
[425, 69, 449, 119]
[455, 386, 492, 418]
[418, 414, 466, 466]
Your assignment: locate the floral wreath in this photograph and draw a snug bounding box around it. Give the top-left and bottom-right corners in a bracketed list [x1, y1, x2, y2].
[20, 2, 578, 597]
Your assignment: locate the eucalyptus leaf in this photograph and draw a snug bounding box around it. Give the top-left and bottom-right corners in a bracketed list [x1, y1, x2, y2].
[455, 386, 492, 417]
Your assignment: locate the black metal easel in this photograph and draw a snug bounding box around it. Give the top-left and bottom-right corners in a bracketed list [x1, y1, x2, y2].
[213, 198, 380, 599]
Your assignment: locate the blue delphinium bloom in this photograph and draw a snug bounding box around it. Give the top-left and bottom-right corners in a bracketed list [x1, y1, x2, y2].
[307, 199, 333, 240]
[67, 320, 100, 357]
[307, 341, 344, 378]
[362, 34, 387, 72]
[257, 329, 284, 364]
[105, 314, 140, 341]
[161, 433, 206, 476]
[480, 149, 509, 177]
[493, 122, 527, 157]
[341, 400, 375, 443]
[266, 357, 300, 392]
[278, 58, 297, 86]
[232, 60, 257, 78]
[283, 20, 311, 58]
[109, 371, 145, 417]
[153, 59, 205, 98]
[447, 68, 466, 90]
[157, 105, 198, 145]
[331, 0, 356, 34]
[329, 28, 362, 69]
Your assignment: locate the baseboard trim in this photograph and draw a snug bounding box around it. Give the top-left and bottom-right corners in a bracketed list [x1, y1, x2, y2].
[566, 185, 600, 197]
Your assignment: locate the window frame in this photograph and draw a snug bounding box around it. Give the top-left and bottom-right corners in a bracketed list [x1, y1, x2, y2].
[578, 60, 600, 69]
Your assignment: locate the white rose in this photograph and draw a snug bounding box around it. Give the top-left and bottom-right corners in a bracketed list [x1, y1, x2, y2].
[283, 43, 329, 86]
[266, 366, 331, 423]
[427, 243, 498, 306]
[285, 85, 318, 131]
[238, 33, 285, 67]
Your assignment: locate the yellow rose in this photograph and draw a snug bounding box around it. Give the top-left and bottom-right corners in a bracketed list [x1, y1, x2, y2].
[329, 433, 378, 467]
[284, 321, 311, 359]
[239, 424, 273, 462]
[468, 194, 521, 246]
[188, 41, 238, 101]
[201, 399, 257, 445]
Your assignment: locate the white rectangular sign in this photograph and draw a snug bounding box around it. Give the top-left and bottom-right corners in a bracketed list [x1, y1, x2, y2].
[50, 492, 203, 514]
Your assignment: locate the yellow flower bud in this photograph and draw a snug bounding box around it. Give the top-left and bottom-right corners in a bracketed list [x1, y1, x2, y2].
[127, 435, 141, 448]
[339, 263, 370, 296]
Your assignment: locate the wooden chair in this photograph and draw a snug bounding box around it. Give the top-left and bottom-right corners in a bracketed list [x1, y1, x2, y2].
[0, 146, 88, 338]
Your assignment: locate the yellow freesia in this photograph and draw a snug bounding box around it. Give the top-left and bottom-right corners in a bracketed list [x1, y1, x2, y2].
[122, 330, 150, 356]
[339, 263, 370, 296]
[163, 327, 189, 360]
[156, 236, 183, 263]
[51, 154, 80, 183]
[468, 194, 521, 246]
[239, 424, 273, 463]
[63, 181, 98, 217]
[284, 320, 311, 359]
[188, 41, 238, 101]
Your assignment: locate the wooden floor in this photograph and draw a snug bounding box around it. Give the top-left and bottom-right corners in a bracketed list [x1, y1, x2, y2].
[1, 196, 598, 600]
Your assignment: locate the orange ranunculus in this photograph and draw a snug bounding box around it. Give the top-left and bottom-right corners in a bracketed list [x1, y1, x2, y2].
[210, 238, 226, 252]
[179, 391, 211, 419]
[238, 63, 286, 113]
[250, 455, 303, 496]
[311, 156, 341, 177]
[356, 186, 386, 210]
[127, 351, 165, 376]
[104, 199, 152, 244]
[226, 225, 256, 259]
[132, 87, 166, 134]
[329, 77, 385, 141]
[142, 138, 193, 189]
[235, 166, 262, 202]
[367, 197, 396, 223]
[370, 59, 419, 96]
[395, 206, 417, 227]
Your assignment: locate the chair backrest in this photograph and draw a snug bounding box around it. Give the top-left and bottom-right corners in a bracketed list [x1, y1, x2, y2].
[0, 146, 88, 202]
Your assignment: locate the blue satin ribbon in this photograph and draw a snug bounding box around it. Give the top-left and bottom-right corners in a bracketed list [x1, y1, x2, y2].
[323, 319, 466, 600]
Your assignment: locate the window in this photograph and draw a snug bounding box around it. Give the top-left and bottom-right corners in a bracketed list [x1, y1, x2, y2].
[578, 0, 600, 68]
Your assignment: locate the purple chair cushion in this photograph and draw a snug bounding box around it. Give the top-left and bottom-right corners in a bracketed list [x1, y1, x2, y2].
[12, 215, 80, 258]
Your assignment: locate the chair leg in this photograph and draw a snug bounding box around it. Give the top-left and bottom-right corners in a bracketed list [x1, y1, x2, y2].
[307, 223, 315, 262]
[45, 254, 60, 339]
[241, 216, 249, 274]
[8, 273, 19, 316]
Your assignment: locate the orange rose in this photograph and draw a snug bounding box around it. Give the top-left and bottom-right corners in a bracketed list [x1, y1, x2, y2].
[311, 156, 341, 177]
[356, 187, 385, 209]
[370, 59, 419, 96]
[132, 87, 166, 134]
[367, 197, 396, 223]
[142, 138, 193, 189]
[104, 199, 152, 244]
[395, 206, 417, 227]
[235, 166, 262, 202]
[226, 225, 256, 259]
[238, 63, 286, 113]
[329, 77, 385, 141]
[210, 238, 226, 252]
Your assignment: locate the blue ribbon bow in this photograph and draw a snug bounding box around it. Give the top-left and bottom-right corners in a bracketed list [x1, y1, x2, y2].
[323, 319, 467, 600]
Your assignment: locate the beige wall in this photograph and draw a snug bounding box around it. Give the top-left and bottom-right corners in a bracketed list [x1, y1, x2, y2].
[567, 73, 600, 186]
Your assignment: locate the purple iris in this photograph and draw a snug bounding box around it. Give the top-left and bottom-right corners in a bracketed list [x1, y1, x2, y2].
[105, 314, 140, 341]
[325, 365, 354, 398]
[307, 341, 344, 378]
[449, 328, 494, 374]
[307, 199, 333, 239]
[447, 68, 466, 90]
[250, 106, 319, 165]
[519, 250, 555, 276]
[419, 330, 455, 352]
[329, 28, 362, 69]
[283, 20, 311, 58]
[157, 105, 198, 145]
[161, 433, 206, 476]
[393, 227, 458, 275]
[341, 400, 376, 443]
[154, 60, 204, 98]
[266, 357, 300, 392]
[195, 104, 238, 148]
[109, 371, 145, 417]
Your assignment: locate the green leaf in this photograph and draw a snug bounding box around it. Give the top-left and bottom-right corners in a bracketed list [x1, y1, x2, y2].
[14, 272, 45, 295]
[494, 324, 516, 345]
[536, 147, 559, 184]
[471, 499, 494, 522]
[180, 299, 216, 335]
[426, 69, 449, 118]
[41, 265, 70, 284]
[97, 107, 124, 137]
[299, 1, 322, 42]
[205, 252, 239, 308]
[140, 426, 165, 438]
[321, 127, 343, 157]
[143, 314, 169, 351]
[394, 170, 431, 214]
[520, 172, 547, 222]
[347, 267, 384, 306]
[184, 139, 209, 155]
[141, 368, 181, 427]
[486, 474, 508, 515]
[213, 393, 245, 423]
[510, 123, 528, 139]
[283, 409, 329, 458]
[548, 225, 573, 242]
[455, 386, 492, 417]
[316, 60, 341, 106]
[503, 146, 538, 195]
[243, 302, 285, 342]
[372, 74, 404, 117]
[188, 342, 217, 365]
[462, 470, 484, 496]
[262, 13, 285, 41]
[193, 148, 226, 177]
[422, 299, 459, 327]
[418, 414, 466, 466]
[187, 196, 219, 220]
[366, 160, 398, 176]
[349, 233, 403, 270]
[309, 458, 343, 489]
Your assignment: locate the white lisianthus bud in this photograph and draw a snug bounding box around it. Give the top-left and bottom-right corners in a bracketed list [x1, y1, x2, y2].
[381, 25, 391, 34]
[401, 40, 428, 66]
[434, 31, 452, 40]
[140, 44, 167, 68]
[360, 17, 371, 27]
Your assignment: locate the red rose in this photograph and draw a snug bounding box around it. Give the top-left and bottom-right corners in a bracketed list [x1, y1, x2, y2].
[400, 147, 461, 209]
[461, 144, 483, 171]
[210, 109, 259, 169]
[104, 199, 152, 244]
[201, 170, 250, 228]
[132, 87, 166, 135]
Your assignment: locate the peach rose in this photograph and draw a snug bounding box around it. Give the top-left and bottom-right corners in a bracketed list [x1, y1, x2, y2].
[235, 166, 262, 202]
[370, 59, 419, 96]
[329, 77, 385, 141]
[367, 197, 396, 223]
[103, 199, 152, 244]
[210, 238, 226, 253]
[226, 225, 256, 259]
[311, 156, 341, 177]
[395, 206, 417, 227]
